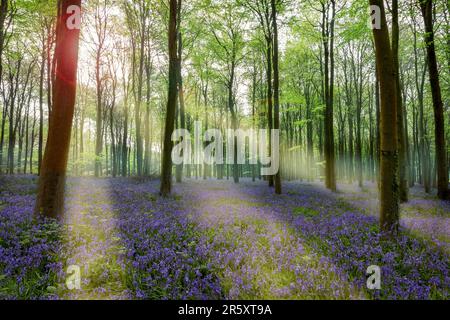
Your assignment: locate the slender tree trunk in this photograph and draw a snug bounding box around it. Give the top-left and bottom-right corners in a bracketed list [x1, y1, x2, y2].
[392, 0, 408, 202]
[375, 68, 380, 186]
[95, 49, 103, 177]
[271, 0, 281, 194]
[420, 0, 449, 199]
[0, 0, 8, 82]
[412, 14, 430, 192]
[322, 1, 336, 191]
[110, 88, 117, 178]
[369, 0, 399, 235]
[352, 50, 363, 188]
[79, 106, 84, 176]
[30, 103, 37, 174]
[368, 87, 375, 182]
[160, 0, 178, 196]
[135, 6, 147, 177]
[46, 23, 54, 118]
[306, 87, 314, 182]
[38, 37, 45, 175]
[122, 80, 129, 177]
[8, 59, 21, 174]
[266, 37, 274, 187]
[22, 87, 33, 174]
[229, 66, 239, 184]
[251, 61, 257, 182]
[0, 100, 6, 173]
[175, 0, 186, 183]
[144, 47, 152, 177]
[202, 82, 209, 180]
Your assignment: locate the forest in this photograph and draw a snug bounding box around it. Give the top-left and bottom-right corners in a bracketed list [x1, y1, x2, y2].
[0, 0, 449, 301]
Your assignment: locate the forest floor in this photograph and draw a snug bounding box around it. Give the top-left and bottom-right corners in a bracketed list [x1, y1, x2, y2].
[0, 175, 448, 300]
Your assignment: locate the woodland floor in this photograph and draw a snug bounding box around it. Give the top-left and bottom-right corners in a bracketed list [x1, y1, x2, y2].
[0, 175, 448, 300]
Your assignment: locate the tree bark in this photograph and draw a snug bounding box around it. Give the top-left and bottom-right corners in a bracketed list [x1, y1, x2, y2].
[175, 0, 186, 183]
[392, 0, 409, 202]
[419, 0, 449, 199]
[266, 40, 274, 187]
[35, 0, 81, 220]
[144, 37, 152, 177]
[271, 0, 281, 194]
[369, 0, 399, 235]
[160, 0, 178, 196]
[38, 30, 46, 175]
[0, 0, 8, 82]
[322, 1, 337, 191]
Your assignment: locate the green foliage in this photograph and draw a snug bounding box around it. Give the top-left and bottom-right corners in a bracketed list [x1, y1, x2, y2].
[293, 207, 319, 218]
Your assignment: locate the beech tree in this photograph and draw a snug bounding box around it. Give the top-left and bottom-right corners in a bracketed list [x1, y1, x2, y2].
[419, 0, 449, 200]
[0, 0, 10, 82]
[392, 0, 409, 202]
[34, 0, 81, 219]
[369, 0, 399, 234]
[160, 0, 178, 196]
[321, 0, 337, 192]
[271, 0, 281, 194]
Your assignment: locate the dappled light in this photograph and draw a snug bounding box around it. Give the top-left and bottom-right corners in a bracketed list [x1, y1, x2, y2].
[0, 0, 449, 305]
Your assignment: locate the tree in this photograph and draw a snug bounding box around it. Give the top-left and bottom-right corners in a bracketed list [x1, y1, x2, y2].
[241, 0, 275, 187]
[34, 0, 81, 219]
[392, 0, 409, 202]
[208, 0, 245, 183]
[369, 0, 399, 235]
[123, 0, 150, 177]
[90, 0, 110, 177]
[0, 0, 10, 81]
[410, 5, 430, 193]
[175, 0, 185, 183]
[271, 0, 281, 194]
[419, 0, 449, 200]
[160, 0, 178, 196]
[316, 0, 337, 191]
[0, 0, 15, 173]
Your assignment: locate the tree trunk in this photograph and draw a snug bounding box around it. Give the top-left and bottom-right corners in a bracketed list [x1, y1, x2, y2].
[30, 103, 37, 174]
[375, 69, 380, 185]
[122, 79, 129, 177]
[392, 0, 409, 202]
[34, 0, 81, 220]
[7, 59, 21, 174]
[251, 60, 257, 182]
[160, 0, 178, 196]
[135, 5, 147, 177]
[46, 22, 54, 118]
[369, 0, 399, 235]
[229, 69, 239, 184]
[0, 0, 8, 82]
[266, 37, 274, 187]
[38, 34, 45, 175]
[144, 43, 152, 177]
[419, 0, 449, 199]
[175, 0, 186, 183]
[322, 1, 337, 191]
[271, 0, 281, 194]
[95, 49, 103, 177]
